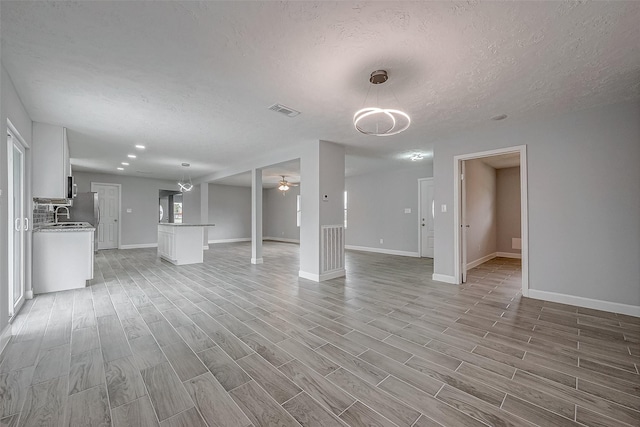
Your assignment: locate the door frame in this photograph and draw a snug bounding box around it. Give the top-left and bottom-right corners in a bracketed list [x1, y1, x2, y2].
[91, 182, 122, 249]
[6, 122, 29, 319]
[453, 145, 529, 295]
[417, 177, 434, 258]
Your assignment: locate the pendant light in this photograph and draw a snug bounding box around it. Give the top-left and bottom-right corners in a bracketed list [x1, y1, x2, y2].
[354, 70, 410, 137]
[178, 163, 193, 192]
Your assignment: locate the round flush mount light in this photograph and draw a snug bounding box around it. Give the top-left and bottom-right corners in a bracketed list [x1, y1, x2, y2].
[410, 153, 424, 161]
[354, 70, 411, 137]
[491, 114, 508, 121]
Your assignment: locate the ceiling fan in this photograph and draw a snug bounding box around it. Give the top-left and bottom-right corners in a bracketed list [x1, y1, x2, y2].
[278, 176, 298, 194]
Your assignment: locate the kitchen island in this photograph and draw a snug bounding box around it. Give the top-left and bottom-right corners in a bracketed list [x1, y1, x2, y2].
[158, 223, 215, 265]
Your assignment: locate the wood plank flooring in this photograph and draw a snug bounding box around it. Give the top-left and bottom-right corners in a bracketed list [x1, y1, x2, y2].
[1, 242, 639, 426]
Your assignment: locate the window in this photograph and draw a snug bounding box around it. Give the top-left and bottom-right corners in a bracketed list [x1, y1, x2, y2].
[173, 202, 183, 224]
[296, 195, 301, 227]
[344, 191, 348, 228]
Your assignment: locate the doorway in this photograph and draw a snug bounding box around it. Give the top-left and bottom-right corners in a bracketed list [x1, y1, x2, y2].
[7, 127, 28, 319]
[454, 145, 529, 295]
[159, 190, 183, 224]
[418, 178, 434, 258]
[91, 182, 121, 249]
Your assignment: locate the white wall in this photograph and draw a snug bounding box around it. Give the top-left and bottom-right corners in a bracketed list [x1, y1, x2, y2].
[207, 184, 251, 242]
[345, 164, 433, 255]
[263, 186, 300, 241]
[496, 167, 521, 254]
[433, 101, 640, 309]
[1, 64, 33, 344]
[182, 184, 201, 224]
[74, 172, 179, 247]
[465, 159, 497, 264]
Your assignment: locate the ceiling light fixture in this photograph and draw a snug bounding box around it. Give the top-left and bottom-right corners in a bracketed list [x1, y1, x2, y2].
[178, 163, 193, 192]
[354, 70, 410, 137]
[135, 144, 146, 149]
[117, 167, 124, 171]
[128, 154, 137, 158]
[121, 162, 129, 166]
[277, 176, 298, 194]
[410, 153, 424, 161]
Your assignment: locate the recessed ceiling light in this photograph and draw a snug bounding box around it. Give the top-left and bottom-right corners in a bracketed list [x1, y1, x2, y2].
[121, 162, 129, 166]
[117, 167, 124, 171]
[135, 145, 146, 149]
[127, 154, 137, 158]
[491, 114, 508, 121]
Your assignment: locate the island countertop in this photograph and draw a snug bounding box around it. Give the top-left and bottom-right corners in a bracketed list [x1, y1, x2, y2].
[158, 223, 215, 227]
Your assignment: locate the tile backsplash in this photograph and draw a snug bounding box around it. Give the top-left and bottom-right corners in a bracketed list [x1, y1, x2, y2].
[33, 204, 54, 226]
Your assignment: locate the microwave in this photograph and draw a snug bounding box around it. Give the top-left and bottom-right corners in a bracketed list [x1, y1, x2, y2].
[67, 176, 77, 199]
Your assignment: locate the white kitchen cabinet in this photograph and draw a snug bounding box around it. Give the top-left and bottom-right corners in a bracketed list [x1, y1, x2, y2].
[32, 122, 70, 198]
[33, 228, 94, 294]
[158, 224, 213, 265]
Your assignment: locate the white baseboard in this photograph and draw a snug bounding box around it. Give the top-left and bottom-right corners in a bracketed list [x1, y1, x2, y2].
[527, 289, 640, 317]
[120, 243, 158, 249]
[432, 273, 458, 284]
[264, 237, 300, 244]
[208, 238, 251, 244]
[467, 253, 497, 270]
[345, 245, 419, 258]
[299, 268, 346, 282]
[0, 323, 11, 357]
[496, 252, 521, 259]
[251, 258, 263, 265]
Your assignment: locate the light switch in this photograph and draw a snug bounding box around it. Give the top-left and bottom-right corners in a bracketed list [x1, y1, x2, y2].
[126, 208, 132, 213]
[441, 204, 447, 213]
[404, 208, 411, 214]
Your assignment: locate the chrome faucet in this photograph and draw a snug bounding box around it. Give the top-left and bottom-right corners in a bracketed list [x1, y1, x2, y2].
[54, 206, 70, 223]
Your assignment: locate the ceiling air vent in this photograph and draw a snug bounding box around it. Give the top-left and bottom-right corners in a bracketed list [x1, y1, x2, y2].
[268, 103, 301, 118]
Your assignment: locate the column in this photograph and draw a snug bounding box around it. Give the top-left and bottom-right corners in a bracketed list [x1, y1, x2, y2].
[251, 168, 263, 264]
[299, 140, 345, 281]
[200, 183, 209, 249]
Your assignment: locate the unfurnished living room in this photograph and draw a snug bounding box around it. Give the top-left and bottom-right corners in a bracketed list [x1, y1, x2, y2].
[1, 2, 639, 427]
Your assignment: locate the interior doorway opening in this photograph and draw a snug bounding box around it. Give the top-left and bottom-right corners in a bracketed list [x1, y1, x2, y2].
[159, 189, 183, 224]
[454, 145, 529, 295]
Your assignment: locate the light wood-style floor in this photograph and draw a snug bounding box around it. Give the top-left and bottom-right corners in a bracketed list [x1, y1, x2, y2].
[1, 242, 639, 427]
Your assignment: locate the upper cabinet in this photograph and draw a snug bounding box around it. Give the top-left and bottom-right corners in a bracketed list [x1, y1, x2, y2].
[32, 122, 71, 198]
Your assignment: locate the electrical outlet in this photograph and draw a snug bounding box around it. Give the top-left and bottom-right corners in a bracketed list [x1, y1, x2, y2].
[379, 238, 384, 244]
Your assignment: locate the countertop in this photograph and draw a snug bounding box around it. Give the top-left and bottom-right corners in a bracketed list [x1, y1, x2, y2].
[34, 222, 95, 232]
[158, 223, 216, 227]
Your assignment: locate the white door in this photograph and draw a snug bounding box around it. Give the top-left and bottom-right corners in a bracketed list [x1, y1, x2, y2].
[8, 131, 27, 318]
[419, 178, 434, 258]
[461, 160, 468, 283]
[92, 183, 119, 249]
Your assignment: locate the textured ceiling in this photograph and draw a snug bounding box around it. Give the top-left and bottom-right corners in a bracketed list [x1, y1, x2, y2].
[1, 1, 639, 181]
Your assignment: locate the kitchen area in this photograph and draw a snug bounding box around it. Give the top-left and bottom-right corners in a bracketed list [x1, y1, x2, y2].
[30, 123, 98, 295]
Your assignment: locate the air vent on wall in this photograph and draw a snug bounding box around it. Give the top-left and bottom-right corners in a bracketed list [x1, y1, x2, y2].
[268, 103, 301, 118]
